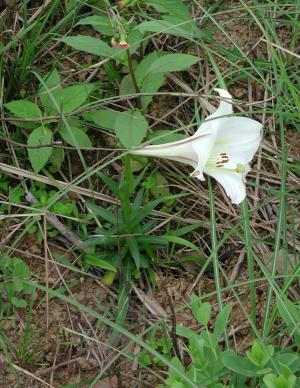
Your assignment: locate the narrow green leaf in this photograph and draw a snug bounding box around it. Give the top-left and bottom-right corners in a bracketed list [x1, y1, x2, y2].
[163, 235, 201, 253]
[85, 255, 117, 272]
[87, 203, 116, 224]
[214, 303, 232, 342]
[127, 236, 142, 269]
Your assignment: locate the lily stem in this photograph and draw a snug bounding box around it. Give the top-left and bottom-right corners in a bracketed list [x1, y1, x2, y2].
[208, 177, 229, 347]
[126, 49, 142, 110]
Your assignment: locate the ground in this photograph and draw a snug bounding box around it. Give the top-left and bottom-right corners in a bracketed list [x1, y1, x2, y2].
[0, 1, 299, 387]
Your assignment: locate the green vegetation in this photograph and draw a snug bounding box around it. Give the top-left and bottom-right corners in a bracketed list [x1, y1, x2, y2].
[0, 0, 299, 386]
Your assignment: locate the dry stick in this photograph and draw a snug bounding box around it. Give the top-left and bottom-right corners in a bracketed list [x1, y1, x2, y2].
[26, 192, 83, 247]
[18, 0, 53, 33]
[0, 162, 117, 204]
[43, 215, 50, 329]
[0, 353, 55, 388]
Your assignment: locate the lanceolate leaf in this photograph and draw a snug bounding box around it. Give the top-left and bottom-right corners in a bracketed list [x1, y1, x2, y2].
[76, 15, 114, 36]
[137, 19, 203, 40]
[27, 126, 53, 172]
[60, 36, 113, 57]
[148, 54, 199, 73]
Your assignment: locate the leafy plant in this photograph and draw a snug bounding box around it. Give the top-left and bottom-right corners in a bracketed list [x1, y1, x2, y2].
[161, 296, 300, 387]
[4, 70, 96, 173]
[0, 257, 35, 314]
[81, 165, 175, 284]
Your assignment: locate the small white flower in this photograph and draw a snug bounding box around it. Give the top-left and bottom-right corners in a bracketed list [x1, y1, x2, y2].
[131, 89, 262, 204]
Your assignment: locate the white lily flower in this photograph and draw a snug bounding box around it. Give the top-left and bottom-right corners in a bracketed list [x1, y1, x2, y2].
[131, 89, 262, 204]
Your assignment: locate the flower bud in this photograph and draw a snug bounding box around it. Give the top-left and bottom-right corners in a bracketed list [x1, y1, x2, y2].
[118, 41, 129, 48]
[111, 37, 118, 47]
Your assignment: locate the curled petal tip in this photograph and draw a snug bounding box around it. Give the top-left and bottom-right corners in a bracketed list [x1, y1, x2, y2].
[214, 88, 232, 100]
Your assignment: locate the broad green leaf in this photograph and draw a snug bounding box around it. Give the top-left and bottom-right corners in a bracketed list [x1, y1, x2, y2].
[135, 51, 166, 85]
[84, 109, 118, 131]
[246, 340, 274, 368]
[149, 53, 199, 73]
[39, 69, 62, 113]
[60, 36, 113, 57]
[221, 350, 258, 377]
[140, 72, 165, 109]
[40, 83, 90, 114]
[11, 297, 27, 308]
[85, 255, 117, 272]
[5, 100, 41, 118]
[76, 15, 114, 36]
[190, 295, 211, 326]
[263, 373, 296, 388]
[137, 19, 203, 40]
[27, 126, 53, 173]
[167, 356, 185, 380]
[150, 172, 170, 200]
[50, 147, 65, 171]
[276, 295, 300, 344]
[120, 74, 136, 97]
[146, 0, 191, 20]
[114, 109, 148, 147]
[59, 126, 92, 148]
[127, 28, 144, 55]
[60, 85, 89, 113]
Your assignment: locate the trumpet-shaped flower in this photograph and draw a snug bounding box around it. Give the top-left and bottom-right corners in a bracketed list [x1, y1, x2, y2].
[131, 89, 262, 204]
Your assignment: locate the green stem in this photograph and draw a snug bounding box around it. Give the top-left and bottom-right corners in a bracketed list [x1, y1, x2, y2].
[241, 199, 256, 333]
[127, 49, 142, 109]
[208, 177, 229, 347]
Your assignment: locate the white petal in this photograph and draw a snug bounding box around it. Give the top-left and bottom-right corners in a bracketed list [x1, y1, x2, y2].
[130, 136, 201, 167]
[212, 116, 261, 165]
[205, 167, 246, 204]
[192, 89, 233, 174]
[213, 88, 233, 117]
[195, 89, 233, 137]
[191, 130, 216, 179]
